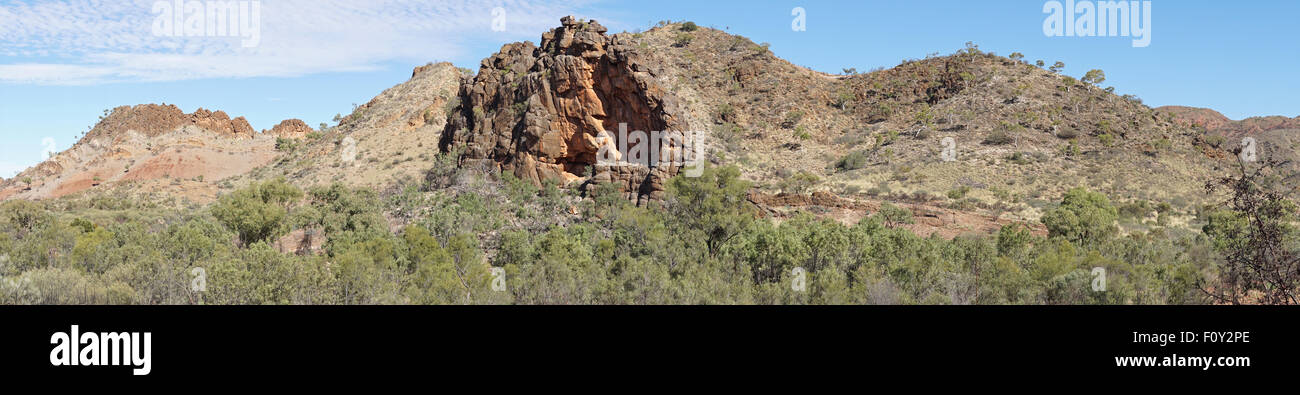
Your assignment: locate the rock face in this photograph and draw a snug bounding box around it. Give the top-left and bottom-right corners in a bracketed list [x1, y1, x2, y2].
[267, 119, 315, 139]
[440, 16, 692, 204]
[86, 104, 256, 142]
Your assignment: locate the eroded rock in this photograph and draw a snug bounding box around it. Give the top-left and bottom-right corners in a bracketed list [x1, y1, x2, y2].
[440, 16, 691, 205]
[267, 119, 315, 139]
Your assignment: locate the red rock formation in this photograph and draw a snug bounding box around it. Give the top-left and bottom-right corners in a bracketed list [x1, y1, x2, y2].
[1156, 106, 1232, 131]
[1158, 106, 1300, 137]
[86, 104, 256, 142]
[267, 119, 315, 139]
[190, 108, 256, 138]
[440, 16, 691, 204]
[0, 103, 289, 201]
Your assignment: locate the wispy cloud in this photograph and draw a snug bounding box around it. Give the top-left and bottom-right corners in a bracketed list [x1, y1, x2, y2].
[0, 0, 598, 85]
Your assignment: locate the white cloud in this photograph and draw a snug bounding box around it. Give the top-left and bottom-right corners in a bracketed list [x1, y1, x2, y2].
[0, 0, 600, 85]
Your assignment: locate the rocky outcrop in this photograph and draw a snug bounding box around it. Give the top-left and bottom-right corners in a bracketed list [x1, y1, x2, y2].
[1233, 116, 1300, 135]
[1156, 106, 1232, 131]
[439, 16, 692, 204]
[85, 104, 256, 142]
[190, 108, 256, 138]
[0, 104, 288, 202]
[267, 119, 315, 139]
[1158, 106, 1300, 137]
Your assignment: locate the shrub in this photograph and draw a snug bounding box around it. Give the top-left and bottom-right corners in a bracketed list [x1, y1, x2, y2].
[1041, 188, 1118, 246]
[874, 203, 915, 228]
[274, 137, 299, 152]
[211, 178, 302, 246]
[1204, 135, 1226, 148]
[1098, 133, 1115, 147]
[1061, 141, 1080, 157]
[983, 129, 1014, 145]
[716, 103, 735, 121]
[1152, 137, 1172, 151]
[674, 33, 693, 47]
[1005, 152, 1032, 165]
[835, 151, 871, 172]
[833, 90, 854, 109]
[780, 171, 821, 194]
[947, 186, 972, 200]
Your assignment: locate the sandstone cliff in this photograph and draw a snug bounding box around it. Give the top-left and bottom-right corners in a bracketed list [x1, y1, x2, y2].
[440, 16, 693, 205]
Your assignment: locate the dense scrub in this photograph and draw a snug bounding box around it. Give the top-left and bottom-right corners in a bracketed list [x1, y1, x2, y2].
[0, 152, 1231, 305]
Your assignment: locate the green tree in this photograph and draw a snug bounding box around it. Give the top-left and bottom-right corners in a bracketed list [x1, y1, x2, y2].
[1, 200, 49, 239]
[1081, 69, 1106, 86]
[1049, 61, 1065, 74]
[665, 165, 754, 257]
[211, 178, 302, 246]
[1041, 188, 1118, 246]
[874, 203, 915, 229]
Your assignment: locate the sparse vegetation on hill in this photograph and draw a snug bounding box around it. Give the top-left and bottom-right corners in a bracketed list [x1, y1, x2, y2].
[0, 17, 1294, 305]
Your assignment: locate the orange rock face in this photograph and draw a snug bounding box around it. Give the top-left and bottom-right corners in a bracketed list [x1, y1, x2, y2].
[440, 16, 691, 205]
[82, 104, 258, 142]
[267, 119, 315, 139]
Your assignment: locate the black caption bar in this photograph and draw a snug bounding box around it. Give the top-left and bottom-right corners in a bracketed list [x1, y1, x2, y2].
[0, 306, 1292, 384]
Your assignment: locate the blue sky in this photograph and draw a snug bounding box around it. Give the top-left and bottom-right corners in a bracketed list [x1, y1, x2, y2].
[2, 0, 1298, 177]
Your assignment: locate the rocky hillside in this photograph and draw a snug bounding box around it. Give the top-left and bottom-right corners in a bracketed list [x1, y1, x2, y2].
[429, 18, 1253, 236]
[3, 17, 1284, 239]
[239, 62, 464, 191]
[0, 104, 309, 203]
[1157, 106, 1300, 175]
